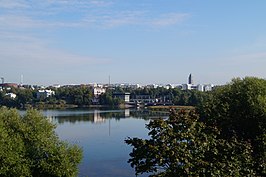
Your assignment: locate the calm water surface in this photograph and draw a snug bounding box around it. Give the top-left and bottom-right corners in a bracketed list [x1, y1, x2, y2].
[40, 109, 167, 177]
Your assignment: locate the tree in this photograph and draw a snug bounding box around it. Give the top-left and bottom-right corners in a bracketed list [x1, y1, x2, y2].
[98, 90, 123, 107]
[0, 107, 82, 177]
[126, 77, 265, 176]
[16, 89, 34, 104]
[55, 86, 93, 106]
[201, 77, 266, 175]
[126, 109, 254, 177]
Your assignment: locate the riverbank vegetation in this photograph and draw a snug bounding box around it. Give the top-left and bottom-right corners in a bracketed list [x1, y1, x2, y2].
[0, 85, 210, 109]
[126, 77, 266, 176]
[148, 105, 195, 113]
[0, 108, 82, 177]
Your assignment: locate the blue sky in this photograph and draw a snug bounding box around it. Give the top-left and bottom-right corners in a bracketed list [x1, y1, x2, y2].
[0, 0, 266, 85]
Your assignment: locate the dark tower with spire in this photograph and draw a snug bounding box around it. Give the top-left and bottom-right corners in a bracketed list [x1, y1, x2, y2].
[188, 73, 193, 85]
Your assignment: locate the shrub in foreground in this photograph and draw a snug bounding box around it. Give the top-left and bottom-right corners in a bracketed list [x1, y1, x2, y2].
[0, 107, 82, 177]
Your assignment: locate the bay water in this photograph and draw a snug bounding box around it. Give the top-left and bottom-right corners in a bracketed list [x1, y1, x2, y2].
[39, 108, 167, 177]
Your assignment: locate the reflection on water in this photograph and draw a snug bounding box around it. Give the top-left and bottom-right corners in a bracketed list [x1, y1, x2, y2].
[93, 110, 106, 123]
[43, 108, 168, 124]
[21, 108, 168, 177]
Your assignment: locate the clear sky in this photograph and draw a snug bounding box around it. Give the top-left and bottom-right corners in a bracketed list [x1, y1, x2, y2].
[0, 0, 266, 86]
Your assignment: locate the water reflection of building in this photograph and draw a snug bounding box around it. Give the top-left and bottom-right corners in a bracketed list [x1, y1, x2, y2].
[52, 109, 132, 124]
[124, 109, 130, 117]
[46, 116, 57, 123]
[93, 110, 106, 123]
[92, 109, 130, 123]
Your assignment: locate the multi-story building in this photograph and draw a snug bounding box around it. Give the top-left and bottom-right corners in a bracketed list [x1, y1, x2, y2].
[181, 74, 214, 92]
[92, 87, 106, 97]
[37, 90, 55, 99]
[113, 92, 130, 103]
[204, 84, 213, 91]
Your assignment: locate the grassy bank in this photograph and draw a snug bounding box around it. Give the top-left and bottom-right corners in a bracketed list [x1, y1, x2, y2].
[148, 105, 195, 113]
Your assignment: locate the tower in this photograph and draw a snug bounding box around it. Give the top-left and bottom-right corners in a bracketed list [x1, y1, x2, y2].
[108, 75, 111, 87]
[188, 73, 193, 85]
[20, 75, 23, 85]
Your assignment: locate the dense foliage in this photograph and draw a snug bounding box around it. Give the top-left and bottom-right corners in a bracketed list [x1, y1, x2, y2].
[98, 90, 124, 106]
[126, 77, 266, 176]
[202, 77, 266, 175]
[55, 86, 93, 105]
[0, 85, 209, 108]
[0, 88, 35, 108]
[0, 86, 94, 108]
[0, 107, 82, 177]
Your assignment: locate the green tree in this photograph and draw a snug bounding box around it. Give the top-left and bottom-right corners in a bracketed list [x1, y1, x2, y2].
[16, 89, 34, 105]
[126, 77, 266, 176]
[126, 109, 254, 177]
[0, 94, 18, 108]
[99, 90, 123, 107]
[0, 107, 82, 177]
[54, 86, 93, 106]
[202, 77, 266, 175]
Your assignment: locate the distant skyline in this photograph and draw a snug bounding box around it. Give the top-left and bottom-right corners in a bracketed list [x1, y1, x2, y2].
[1, 0, 266, 85]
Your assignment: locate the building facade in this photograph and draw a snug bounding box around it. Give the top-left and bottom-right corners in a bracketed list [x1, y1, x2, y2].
[113, 92, 130, 103]
[37, 90, 55, 99]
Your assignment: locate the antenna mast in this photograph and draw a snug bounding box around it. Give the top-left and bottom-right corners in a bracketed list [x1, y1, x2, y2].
[108, 75, 111, 88]
[20, 75, 23, 85]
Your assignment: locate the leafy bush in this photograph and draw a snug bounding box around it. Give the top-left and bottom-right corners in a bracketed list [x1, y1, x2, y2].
[0, 107, 82, 177]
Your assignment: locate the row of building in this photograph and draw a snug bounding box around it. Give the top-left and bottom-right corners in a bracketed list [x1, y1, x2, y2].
[91, 74, 214, 92]
[1, 74, 214, 101]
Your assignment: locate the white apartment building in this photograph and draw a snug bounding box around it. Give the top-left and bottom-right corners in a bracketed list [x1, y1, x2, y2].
[204, 84, 213, 91]
[37, 90, 55, 99]
[93, 87, 106, 97]
[5, 93, 17, 99]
